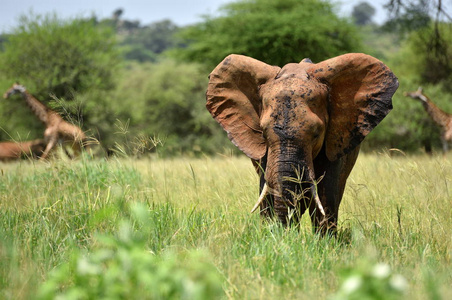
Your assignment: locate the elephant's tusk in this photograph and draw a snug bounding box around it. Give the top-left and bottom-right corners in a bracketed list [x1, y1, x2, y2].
[314, 194, 326, 216]
[311, 185, 326, 216]
[251, 183, 268, 213]
[251, 183, 325, 216]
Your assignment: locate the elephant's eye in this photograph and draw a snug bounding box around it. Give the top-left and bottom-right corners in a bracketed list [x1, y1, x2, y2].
[310, 124, 323, 140]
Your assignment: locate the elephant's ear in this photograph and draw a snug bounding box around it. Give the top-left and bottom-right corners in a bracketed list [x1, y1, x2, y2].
[206, 54, 280, 160]
[308, 53, 398, 161]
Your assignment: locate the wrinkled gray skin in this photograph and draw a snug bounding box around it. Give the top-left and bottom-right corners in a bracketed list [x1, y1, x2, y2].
[207, 53, 398, 233]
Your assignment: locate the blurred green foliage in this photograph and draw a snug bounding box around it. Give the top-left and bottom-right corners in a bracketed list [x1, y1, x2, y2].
[0, 13, 120, 100]
[364, 22, 452, 153]
[0, 13, 121, 146]
[102, 60, 231, 155]
[362, 79, 448, 154]
[121, 20, 182, 62]
[170, 0, 362, 69]
[404, 23, 452, 89]
[352, 2, 376, 26]
[381, 0, 431, 35]
[332, 261, 407, 300]
[0, 1, 451, 155]
[37, 203, 225, 300]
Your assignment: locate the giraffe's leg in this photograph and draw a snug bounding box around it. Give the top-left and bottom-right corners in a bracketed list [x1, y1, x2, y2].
[441, 136, 449, 153]
[40, 138, 57, 160]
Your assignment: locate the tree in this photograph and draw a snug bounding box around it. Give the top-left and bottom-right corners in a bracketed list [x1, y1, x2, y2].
[382, 0, 431, 34]
[393, 23, 452, 88]
[352, 2, 376, 25]
[134, 20, 180, 54]
[0, 13, 121, 145]
[0, 13, 121, 101]
[171, 0, 362, 69]
[383, 0, 452, 89]
[384, 0, 452, 23]
[113, 8, 124, 21]
[122, 20, 181, 62]
[0, 33, 8, 51]
[101, 60, 231, 155]
[383, 1, 451, 89]
[363, 19, 452, 152]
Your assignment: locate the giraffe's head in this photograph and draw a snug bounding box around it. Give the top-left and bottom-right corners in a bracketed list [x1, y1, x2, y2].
[3, 83, 27, 99]
[404, 87, 428, 102]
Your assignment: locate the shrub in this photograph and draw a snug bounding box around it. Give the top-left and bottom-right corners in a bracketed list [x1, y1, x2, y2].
[332, 262, 407, 300]
[38, 203, 225, 300]
[0, 12, 120, 100]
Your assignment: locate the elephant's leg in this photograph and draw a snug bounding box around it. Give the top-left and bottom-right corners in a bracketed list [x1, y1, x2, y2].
[310, 154, 341, 234]
[311, 146, 360, 234]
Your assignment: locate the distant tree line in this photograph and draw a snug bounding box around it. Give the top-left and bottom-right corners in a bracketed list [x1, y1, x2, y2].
[0, 0, 451, 156]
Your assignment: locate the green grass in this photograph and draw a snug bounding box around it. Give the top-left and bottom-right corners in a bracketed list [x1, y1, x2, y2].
[0, 152, 451, 299]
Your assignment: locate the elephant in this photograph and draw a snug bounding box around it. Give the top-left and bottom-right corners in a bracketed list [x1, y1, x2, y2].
[206, 53, 398, 233]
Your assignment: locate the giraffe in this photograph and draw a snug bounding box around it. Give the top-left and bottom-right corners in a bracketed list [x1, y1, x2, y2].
[3, 83, 88, 160]
[404, 87, 452, 153]
[0, 139, 47, 161]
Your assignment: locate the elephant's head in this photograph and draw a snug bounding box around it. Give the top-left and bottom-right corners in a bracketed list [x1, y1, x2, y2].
[207, 54, 398, 225]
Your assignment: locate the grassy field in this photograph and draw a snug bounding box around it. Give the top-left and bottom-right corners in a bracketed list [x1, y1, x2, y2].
[0, 151, 451, 299]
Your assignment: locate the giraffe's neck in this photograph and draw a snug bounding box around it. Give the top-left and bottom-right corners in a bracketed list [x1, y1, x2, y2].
[21, 91, 50, 125]
[421, 95, 451, 128]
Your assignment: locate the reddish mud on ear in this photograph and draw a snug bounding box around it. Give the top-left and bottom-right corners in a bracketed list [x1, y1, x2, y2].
[308, 53, 399, 161]
[206, 54, 280, 160]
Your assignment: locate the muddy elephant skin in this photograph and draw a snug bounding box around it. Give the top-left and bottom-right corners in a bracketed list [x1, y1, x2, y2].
[206, 53, 398, 233]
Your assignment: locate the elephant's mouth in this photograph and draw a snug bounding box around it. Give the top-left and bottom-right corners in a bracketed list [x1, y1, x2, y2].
[251, 181, 325, 216]
[279, 175, 325, 217]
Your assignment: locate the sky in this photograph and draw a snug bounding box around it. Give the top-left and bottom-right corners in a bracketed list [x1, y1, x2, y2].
[0, 0, 396, 33]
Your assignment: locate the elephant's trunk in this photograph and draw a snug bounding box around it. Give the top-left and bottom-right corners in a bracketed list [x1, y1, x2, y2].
[269, 160, 324, 225]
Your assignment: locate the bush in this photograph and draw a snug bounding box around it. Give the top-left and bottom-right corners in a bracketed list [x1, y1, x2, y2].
[38, 203, 225, 300]
[332, 262, 407, 300]
[101, 60, 232, 156]
[0, 13, 121, 100]
[171, 0, 362, 69]
[0, 13, 121, 145]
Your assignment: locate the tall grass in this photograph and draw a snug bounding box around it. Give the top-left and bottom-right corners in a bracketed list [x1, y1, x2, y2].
[0, 152, 451, 299]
